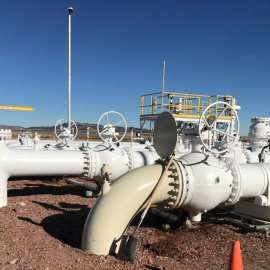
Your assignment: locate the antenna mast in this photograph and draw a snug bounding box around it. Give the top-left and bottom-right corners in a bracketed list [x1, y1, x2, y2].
[68, 7, 73, 132]
[161, 60, 166, 110]
[162, 60, 166, 93]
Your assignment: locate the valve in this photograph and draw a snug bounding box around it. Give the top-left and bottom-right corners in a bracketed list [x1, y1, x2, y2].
[198, 101, 240, 154]
[97, 111, 127, 143]
[54, 118, 78, 142]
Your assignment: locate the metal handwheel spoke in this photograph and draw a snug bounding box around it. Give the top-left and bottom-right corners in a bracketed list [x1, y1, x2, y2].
[211, 106, 228, 127]
[99, 127, 109, 135]
[202, 116, 211, 128]
[208, 130, 212, 148]
[111, 120, 125, 127]
[212, 129, 236, 139]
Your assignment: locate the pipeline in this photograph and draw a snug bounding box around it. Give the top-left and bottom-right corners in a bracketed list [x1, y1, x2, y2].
[6, 134, 156, 151]
[0, 141, 159, 207]
[0, 141, 85, 207]
[82, 152, 270, 255]
[66, 179, 99, 193]
[81, 144, 159, 181]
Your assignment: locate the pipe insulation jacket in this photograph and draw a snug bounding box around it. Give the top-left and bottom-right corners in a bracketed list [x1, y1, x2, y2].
[82, 152, 270, 255]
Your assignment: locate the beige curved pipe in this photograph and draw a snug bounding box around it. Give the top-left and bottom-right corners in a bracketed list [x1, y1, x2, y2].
[81, 161, 182, 255]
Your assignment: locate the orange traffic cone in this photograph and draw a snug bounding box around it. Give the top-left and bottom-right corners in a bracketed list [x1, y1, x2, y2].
[227, 240, 243, 270]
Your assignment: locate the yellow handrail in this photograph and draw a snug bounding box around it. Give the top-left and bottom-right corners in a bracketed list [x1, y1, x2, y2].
[140, 91, 234, 119]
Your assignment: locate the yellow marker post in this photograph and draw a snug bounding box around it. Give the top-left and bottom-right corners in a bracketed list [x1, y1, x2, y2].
[0, 105, 34, 111]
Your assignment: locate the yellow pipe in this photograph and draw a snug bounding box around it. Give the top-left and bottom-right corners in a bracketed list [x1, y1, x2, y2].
[0, 105, 34, 111]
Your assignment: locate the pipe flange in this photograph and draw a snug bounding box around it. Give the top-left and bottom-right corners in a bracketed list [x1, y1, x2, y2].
[161, 160, 184, 210]
[82, 148, 97, 179]
[181, 165, 190, 204]
[222, 157, 242, 205]
[82, 148, 90, 179]
[124, 146, 134, 171]
[90, 150, 98, 179]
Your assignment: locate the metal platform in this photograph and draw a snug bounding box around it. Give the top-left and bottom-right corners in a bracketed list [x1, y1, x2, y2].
[140, 91, 237, 131]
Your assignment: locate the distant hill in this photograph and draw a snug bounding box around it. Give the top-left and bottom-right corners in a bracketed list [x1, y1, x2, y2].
[1, 123, 149, 134]
[0, 125, 24, 131]
[20, 123, 96, 131]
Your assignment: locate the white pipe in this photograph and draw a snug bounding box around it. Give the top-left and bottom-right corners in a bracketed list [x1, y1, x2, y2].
[6, 138, 157, 151]
[3, 149, 84, 177]
[0, 142, 159, 207]
[0, 172, 8, 208]
[84, 145, 159, 181]
[178, 154, 269, 212]
[0, 141, 84, 207]
[238, 163, 269, 198]
[177, 153, 233, 214]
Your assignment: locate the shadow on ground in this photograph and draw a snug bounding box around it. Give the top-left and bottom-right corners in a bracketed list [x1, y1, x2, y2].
[19, 201, 90, 248]
[8, 178, 95, 197]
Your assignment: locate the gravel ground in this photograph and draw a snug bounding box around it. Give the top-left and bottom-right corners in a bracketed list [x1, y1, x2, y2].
[1, 177, 270, 270]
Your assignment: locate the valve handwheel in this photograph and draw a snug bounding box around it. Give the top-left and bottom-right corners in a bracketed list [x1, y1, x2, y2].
[198, 101, 240, 154]
[97, 111, 127, 143]
[54, 118, 78, 141]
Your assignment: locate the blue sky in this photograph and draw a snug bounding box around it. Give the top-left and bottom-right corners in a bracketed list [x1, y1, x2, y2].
[1, 0, 270, 135]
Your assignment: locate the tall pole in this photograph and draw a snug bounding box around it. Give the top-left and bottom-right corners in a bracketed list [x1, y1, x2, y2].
[68, 7, 73, 131]
[161, 60, 166, 111]
[162, 60, 165, 93]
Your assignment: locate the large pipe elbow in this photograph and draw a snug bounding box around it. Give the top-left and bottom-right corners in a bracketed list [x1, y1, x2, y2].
[81, 161, 181, 255]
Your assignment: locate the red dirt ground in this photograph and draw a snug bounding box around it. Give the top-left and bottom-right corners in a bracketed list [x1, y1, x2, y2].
[1, 177, 270, 270]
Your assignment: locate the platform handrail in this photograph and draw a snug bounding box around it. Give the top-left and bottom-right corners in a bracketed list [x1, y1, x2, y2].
[140, 91, 234, 120]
